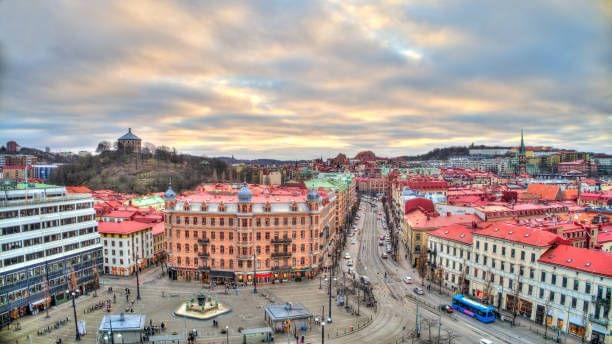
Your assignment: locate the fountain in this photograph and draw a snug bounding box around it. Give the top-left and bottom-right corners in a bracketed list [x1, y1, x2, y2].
[174, 290, 231, 320]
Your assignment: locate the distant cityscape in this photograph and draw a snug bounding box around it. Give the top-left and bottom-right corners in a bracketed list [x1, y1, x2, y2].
[0, 128, 610, 344]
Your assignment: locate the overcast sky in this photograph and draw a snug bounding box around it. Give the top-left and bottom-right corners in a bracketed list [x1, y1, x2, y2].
[0, 1, 610, 159]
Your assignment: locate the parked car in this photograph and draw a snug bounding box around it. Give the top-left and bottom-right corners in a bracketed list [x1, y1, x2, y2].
[381, 253, 388, 259]
[439, 304, 453, 313]
[347, 260, 353, 267]
[479, 339, 493, 344]
[403, 276, 413, 284]
[413, 287, 424, 295]
[344, 253, 351, 260]
[378, 240, 384, 246]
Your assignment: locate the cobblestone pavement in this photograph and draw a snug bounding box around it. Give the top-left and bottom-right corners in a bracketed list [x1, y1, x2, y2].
[0, 265, 373, 344]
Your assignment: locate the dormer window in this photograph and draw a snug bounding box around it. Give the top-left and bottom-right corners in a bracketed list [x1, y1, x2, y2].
[218, 202, 225, 212]
[264, 202, 272, 212]
[183, 202, 191, 211]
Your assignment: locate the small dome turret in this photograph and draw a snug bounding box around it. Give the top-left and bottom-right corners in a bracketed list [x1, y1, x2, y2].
[307, 189, 319, 201]
[164, 182, 176, 200]
[238, 183, 252, 203]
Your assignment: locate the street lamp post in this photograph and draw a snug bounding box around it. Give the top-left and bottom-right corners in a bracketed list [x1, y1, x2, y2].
[135, 256, 141, 301]
[225, 325, 229, 344]
[321, 321, 325, 344]
[67, 290, 80, 341]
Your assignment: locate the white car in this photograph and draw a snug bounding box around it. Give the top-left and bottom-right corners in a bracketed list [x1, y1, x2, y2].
[344, 253, 351, 260]
[351, 239, 357, 245]
[403, 276, 413, 284]
[346, 260, 353, 267]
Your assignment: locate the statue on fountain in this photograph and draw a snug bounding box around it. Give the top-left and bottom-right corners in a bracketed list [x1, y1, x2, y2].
[176, 289, 230, 320]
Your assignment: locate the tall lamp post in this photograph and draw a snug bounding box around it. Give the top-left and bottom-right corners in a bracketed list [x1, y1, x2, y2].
[135, 256, 141, 301]
[327, 275, 336, 323]
[67, 289, 80, 341]
[225, 325, 229, 344]
[321, 321, 325, 344]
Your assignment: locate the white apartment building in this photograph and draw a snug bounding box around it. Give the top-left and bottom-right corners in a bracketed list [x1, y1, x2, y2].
[0, 182, 102, 328]
[427, 222, 612, 343]
[428, 224, 473, 293]
[98, 221, 153, 276]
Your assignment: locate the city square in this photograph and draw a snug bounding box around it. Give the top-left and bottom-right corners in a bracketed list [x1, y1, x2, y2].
[1, 1, 611, 344]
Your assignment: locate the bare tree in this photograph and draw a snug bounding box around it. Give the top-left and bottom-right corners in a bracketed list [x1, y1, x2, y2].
[458, 259, 468, 294]
[444, 328, 460, 344]
[96, 140, 112, 153]
[417, 250, 428, 286]
[543, 298, 551, 340]
[511, 270, 521, 326]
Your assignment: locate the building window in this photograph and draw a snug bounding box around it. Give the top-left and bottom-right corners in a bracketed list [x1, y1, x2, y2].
[562, 276, 567, 288]
[571, 297, 577, 309]
[573, 280, 579, 291]
[520, 251, 525, 261]
[560, 294, 566, 305]
[585, 282, 591, 294]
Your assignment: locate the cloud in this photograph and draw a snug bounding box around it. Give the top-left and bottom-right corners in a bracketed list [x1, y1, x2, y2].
[0, 0, 610, 159]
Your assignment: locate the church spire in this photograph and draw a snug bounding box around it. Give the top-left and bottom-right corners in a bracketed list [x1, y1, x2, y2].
[519, 129, 526, 154]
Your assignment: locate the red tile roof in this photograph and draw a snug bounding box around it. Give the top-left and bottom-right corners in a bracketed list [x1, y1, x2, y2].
[98, 221, 152, 235]
[526, 184, 561, 201]
[539, 245, 612, 277]
[597, 226, 612, 244]
[66, 186, 92, 194]
[105, 210, 139, 219]
[475, 222, 568, 247]
[404, 198, 435, 214]
[405, 210, 478, 230]
[151, 222, 165, 235]
[429, 224, 474, 245]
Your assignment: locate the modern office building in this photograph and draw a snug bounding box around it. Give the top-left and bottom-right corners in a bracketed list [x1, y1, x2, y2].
[0, 181, 102, 328]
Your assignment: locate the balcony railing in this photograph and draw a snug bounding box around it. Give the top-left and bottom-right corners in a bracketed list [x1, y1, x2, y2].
[238, 255, 252, 260]
[271, 238, 292, 244]
[198, 266, 211, 272]
[237, 241, 251, 247]
[589, 314, 609, 326]
[198, 252, 210, 259]
[198, 238, 210, 245]
[271, 252, 292, 258]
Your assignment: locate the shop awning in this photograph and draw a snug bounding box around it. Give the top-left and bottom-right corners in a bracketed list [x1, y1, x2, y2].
[210, 270, 235, 278]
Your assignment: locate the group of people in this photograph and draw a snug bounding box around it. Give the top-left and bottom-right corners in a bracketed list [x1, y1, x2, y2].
[37, 317, 69, 336]
[84, 299, 112, 314]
